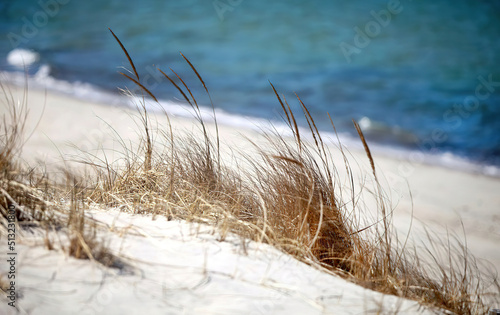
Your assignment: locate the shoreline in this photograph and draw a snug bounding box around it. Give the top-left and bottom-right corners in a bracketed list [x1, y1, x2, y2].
[2, 81, 500, 275]
[2, 69, 500, 178]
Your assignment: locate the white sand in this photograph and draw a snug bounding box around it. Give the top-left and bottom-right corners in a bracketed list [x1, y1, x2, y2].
[1, 209, 436, 314]
[1, 83, 499, 313]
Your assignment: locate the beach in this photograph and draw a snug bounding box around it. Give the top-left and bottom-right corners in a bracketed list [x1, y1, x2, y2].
[1, 82, 499, 313]
[1, 1, 500, 313]
[4, 83, 500, 268]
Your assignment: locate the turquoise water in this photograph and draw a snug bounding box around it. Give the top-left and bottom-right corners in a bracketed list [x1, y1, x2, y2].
[1, 0, 500, 171]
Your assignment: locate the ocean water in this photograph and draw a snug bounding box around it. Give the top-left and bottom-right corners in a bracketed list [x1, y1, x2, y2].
[1, 0, 500, 175]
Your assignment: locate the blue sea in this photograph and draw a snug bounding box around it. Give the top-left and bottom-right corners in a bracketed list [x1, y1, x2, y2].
[1, 0, 500, 175]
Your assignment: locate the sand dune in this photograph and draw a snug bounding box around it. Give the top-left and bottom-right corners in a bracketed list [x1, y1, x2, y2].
[1, 83, 499, 313]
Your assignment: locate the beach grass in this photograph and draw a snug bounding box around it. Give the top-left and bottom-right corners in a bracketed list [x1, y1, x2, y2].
[0, 83, 117, 268]
[1, 31, 499, 314]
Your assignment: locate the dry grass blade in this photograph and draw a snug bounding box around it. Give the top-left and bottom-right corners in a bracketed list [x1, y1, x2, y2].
[180, 52, 211, 105]
[269, 82, 302, 151]
[170, 66, 199, 110]
[166, 66, 212, 160]
[158, 68, 193, 106]
[109, 28, 140, 81]
[271, 155, 304, 167]
[327, 113, 356, 214]
[283, 94, 301, 152]
[353, 119, 376, 180]
[119, 72, 158, 103]
[296, 93, 321, 151]
[296, 93, 320, 139]
[270, 81, 291, 127]
[180, 52, 220, 169]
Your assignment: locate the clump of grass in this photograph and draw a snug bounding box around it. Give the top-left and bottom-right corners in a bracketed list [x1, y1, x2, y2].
[2, 30, 498, 314]
[62, 173, 116, 267]
[247, 92, 353, 269]
[0, 83, 52, 225]
[0, 83, 117, 268]
[101, 30, 499, 314]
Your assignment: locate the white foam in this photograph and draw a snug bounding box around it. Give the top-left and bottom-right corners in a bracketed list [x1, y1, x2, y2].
[34, 64, 50, 80]
[366, 142, 500, 178]
[358, 116, 372, 130]
[0, 67, 127, 107]
[7, 48, 40, 67]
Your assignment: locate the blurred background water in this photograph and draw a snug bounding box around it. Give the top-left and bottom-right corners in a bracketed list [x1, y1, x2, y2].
[1, 0, 499, 173]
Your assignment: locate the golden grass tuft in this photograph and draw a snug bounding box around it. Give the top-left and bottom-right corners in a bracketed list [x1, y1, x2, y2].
[0, 30, 498, 314]
[0, 83, 117, 268]
[103, 30, 499, 313]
